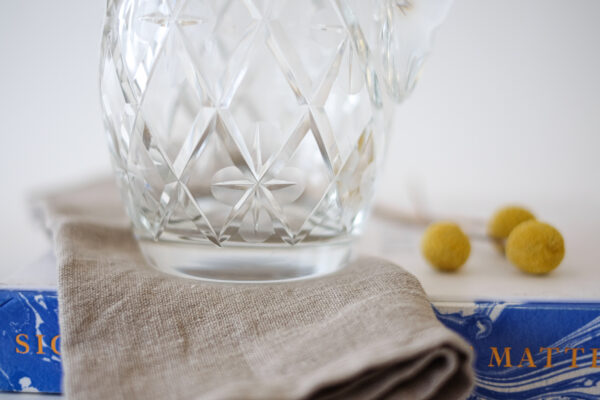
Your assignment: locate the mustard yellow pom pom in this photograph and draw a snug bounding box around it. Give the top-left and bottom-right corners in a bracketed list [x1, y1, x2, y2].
[421, 222, 471, 272]
[488, 206, 535, 240]
[506, 220, 565, 275]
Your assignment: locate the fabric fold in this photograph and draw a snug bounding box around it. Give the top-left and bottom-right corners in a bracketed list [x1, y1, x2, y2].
[34, 179, 474, 400]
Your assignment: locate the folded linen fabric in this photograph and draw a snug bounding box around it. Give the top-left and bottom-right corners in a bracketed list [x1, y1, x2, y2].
[34, 179, 474, 400]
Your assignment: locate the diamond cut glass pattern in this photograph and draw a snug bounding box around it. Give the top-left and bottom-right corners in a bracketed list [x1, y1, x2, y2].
[101, 0, 452, 281]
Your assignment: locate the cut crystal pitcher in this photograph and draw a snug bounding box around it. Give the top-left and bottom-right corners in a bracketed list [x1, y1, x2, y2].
[100, 0, 451, 281]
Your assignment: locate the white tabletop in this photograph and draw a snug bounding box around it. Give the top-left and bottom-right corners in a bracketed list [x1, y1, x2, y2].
[360, 210, 600, 302]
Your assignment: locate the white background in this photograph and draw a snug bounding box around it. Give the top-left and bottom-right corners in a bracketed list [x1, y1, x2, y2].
[0, 0, 599, 278]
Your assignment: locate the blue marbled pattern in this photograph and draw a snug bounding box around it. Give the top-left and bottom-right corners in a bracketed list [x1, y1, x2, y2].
[434, 301, 600, 399]
[0, 290, 61, 393]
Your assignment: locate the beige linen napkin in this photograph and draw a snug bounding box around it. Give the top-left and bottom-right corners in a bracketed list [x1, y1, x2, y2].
[34, 179, 474, 400]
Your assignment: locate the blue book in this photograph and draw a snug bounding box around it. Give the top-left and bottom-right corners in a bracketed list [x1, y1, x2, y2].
[0, 289, 61, 393]
[1, 254, 61, 393]
[2, 217, 599, 398]
[4, 288, 600, 398]
[435, 301, 600, 399]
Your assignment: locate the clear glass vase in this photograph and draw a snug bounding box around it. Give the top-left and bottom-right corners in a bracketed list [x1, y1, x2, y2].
[100, 0, 451, 282]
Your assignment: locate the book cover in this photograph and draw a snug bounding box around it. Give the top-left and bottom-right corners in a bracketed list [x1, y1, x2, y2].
[435, 301, 600, 399]
[3, 286, 600, 398]
[0, 289, 61, 393]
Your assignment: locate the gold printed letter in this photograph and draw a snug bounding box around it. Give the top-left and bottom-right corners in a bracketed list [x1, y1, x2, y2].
[51, 335, 61, 356]
[517, 347, 536, 368]
[565, 347, 585, 368]
[489, 347, 513, 367]
[15, 334, 29, 354]
[540, 347, 560, 368]
[593, 348, 600, 368]
[35, 334, 45, 355]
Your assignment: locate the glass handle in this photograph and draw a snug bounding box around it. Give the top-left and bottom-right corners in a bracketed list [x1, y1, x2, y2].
[379, 0, 453, 102]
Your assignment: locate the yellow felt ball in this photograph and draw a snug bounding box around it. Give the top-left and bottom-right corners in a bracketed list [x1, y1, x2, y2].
[506, 220, 565, 274]
[488, 206, 535, 240]
[421, 222, 471, 272]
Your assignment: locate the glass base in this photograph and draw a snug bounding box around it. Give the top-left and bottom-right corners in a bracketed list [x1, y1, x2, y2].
[138, 239, 352, 283]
